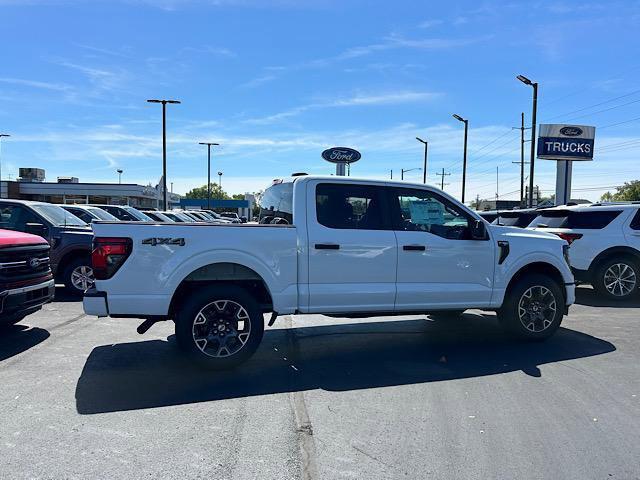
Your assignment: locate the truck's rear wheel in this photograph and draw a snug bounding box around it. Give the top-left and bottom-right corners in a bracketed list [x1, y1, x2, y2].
[175, 285, 264, 369]
[498, 274, 564, 340]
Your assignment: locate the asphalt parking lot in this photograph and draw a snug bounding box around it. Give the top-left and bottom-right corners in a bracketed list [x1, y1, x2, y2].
[1, 287, 639, 480]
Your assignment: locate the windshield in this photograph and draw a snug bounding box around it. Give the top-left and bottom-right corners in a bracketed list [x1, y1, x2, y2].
[122, 206, 153, 221]
[87, 207, 118, 221]
[32, 204, 88, 227]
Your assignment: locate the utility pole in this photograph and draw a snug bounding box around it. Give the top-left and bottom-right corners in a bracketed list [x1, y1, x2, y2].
[436, 168, 451, 191]
[199, 142, 220, 210]
[452, 114, 469, 202]
[416, 137, 428, 183]
[218, 171, 223, 197]
[147, 98, 181, 210]
[496, 166, 499, 203]
[401, 167, 422, 180]
[390, 169, 393, 180]
[516, 75, 538, 208]
[512, 112, 531, 208]
[0, 134, 10, 199]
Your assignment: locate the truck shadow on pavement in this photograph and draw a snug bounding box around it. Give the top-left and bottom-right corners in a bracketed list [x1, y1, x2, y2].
[75, 314, 616, 415]
[0, 324, 50, 362]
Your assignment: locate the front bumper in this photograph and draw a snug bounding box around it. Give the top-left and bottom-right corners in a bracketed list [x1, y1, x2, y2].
[565, 282, 576, 309]
[83, 288, 109, 317]
[0, 279, 55, 322]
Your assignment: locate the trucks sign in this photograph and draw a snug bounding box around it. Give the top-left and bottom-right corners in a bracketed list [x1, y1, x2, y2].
[537, 124, 595, 161]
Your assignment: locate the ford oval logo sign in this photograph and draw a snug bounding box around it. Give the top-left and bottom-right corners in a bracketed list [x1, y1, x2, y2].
[560, 126, 583, 137]
[321, 147, 361, 164]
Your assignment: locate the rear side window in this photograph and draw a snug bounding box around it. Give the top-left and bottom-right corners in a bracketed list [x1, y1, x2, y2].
[259, 182, 293, 225]
[493, 212, 537, 227]
[530, 210, 622, 229]
[630, 210, 640, 230]
[315, 183, 387, 230]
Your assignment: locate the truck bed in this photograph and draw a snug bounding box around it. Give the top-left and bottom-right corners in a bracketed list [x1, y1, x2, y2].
[90, 221, 299, 317]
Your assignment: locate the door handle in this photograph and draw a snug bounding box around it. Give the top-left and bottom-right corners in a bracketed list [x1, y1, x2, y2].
[403, 245, 426, 251]
[315, 243, 340, 250]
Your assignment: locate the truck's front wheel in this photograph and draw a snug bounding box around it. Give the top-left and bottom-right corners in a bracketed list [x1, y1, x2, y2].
[175, 285, 264, 369]
[498, 274, 564, 340]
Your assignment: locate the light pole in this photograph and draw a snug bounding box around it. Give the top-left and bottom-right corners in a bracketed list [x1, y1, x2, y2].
[147, 98, 181, 210]
[199, 142, 220, 210]
[117, 169, 123, 184]
[218, 171, 223, 198]
[415, 137, 428, 184]
[452, 114, 469, 203]
[0, 134, 9, 198]
[517, 74, 538, 207]
[401, 167, 422, 180]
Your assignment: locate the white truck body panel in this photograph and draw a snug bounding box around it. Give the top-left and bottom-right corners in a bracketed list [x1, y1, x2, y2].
[84, 176, 575, 319]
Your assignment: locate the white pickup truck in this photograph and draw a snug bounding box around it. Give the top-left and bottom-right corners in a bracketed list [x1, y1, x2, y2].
[84, 176, 575, 369]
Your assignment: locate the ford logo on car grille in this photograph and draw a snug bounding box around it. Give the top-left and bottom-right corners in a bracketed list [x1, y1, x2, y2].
[28, 258, 41, 268]
[560, 126, 583, 137]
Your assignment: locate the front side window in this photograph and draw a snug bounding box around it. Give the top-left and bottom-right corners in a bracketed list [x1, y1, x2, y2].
[0, 205, 41, 231]
[315, 183, 386, 230]
[392, 188, 471, 240]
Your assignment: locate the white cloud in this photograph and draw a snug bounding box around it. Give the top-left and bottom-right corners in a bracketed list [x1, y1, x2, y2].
[246, 90, 442, 124]
[0, 77, 72, 92]
[418, 19, 444, 29]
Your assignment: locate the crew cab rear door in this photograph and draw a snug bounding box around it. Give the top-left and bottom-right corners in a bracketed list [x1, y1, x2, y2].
[305, 181, 397, 313]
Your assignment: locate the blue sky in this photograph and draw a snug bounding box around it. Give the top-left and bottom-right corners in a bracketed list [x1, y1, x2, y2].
[1, 0, 639, 201]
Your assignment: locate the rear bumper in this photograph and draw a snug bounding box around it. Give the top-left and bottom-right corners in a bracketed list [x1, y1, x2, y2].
[83, 288, 109, 317]
[0, 279, 55, 322]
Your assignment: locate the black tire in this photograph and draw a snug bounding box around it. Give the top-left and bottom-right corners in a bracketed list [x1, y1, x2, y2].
[174, 285, 264, 369]
[429, 310, 465, 320]
[62, 257, 94, 296]
[593, 256, 639, 301]
[498, 273, 564, 340]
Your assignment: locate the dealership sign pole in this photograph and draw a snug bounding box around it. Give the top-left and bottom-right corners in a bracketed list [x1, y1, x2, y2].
[321, 147, 361, 176]
[537, 124, 595, 206]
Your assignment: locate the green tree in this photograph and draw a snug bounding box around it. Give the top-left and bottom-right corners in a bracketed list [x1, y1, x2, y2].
[231, 193, 245, 200]
[600, 191, 614, 202]
[185, 183, 229, 200]
[601, 181, 640, 201]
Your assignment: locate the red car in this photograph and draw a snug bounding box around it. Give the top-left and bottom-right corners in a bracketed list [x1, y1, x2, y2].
[0, 229, 55, 327]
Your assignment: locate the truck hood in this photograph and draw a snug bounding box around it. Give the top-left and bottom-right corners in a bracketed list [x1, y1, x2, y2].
[488, 224, 565, 244]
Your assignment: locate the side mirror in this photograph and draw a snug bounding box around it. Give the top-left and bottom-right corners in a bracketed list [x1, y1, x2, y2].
[25, 222, 48, 238]
[470, 220, 487, 240]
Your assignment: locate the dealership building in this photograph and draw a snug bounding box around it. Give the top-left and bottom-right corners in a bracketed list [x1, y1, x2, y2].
[0, 168, 181, 208]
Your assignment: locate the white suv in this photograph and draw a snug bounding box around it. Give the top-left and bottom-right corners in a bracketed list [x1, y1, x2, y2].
[529, 203, 640, 300]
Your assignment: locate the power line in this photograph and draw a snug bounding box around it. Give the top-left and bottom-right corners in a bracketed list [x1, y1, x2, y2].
[562, 97, 640, 122]
[544, 87, 640, 121]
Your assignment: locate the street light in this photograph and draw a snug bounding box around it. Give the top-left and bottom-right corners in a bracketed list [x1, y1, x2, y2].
[116, 169, 123, 184]
[218, 171, 223, 197]
[452, 114, 469, 203]
[199, 142, 220, 210]
[147, 98, 181, 210]
[415, 137, 428, 184]
[401, 167, 422, 180]
[517, 74, 538, 207]
[0, 134, 9, 198]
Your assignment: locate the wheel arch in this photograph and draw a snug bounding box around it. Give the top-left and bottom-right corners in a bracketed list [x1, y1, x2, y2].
[55, 248, 91, 279]
[168, 262, 274, 319]
[505, 262, 566, 301]
[588, 246, 640, 275]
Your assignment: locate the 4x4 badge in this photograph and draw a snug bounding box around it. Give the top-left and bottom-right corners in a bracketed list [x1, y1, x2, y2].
[142, 237, 185, 246]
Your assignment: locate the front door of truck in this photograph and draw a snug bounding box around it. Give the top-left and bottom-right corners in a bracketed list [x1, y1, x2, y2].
[306, 181, 397, 313]
[389, 187, 495, 310]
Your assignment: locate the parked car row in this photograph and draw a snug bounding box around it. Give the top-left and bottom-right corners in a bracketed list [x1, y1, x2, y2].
[478, 202, 640, 300]
[0, 198, 247, 305]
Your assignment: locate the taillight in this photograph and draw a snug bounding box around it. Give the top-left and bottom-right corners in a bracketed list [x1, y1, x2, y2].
[554, 232, 583, 245]
[91, 237, 132, 280]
